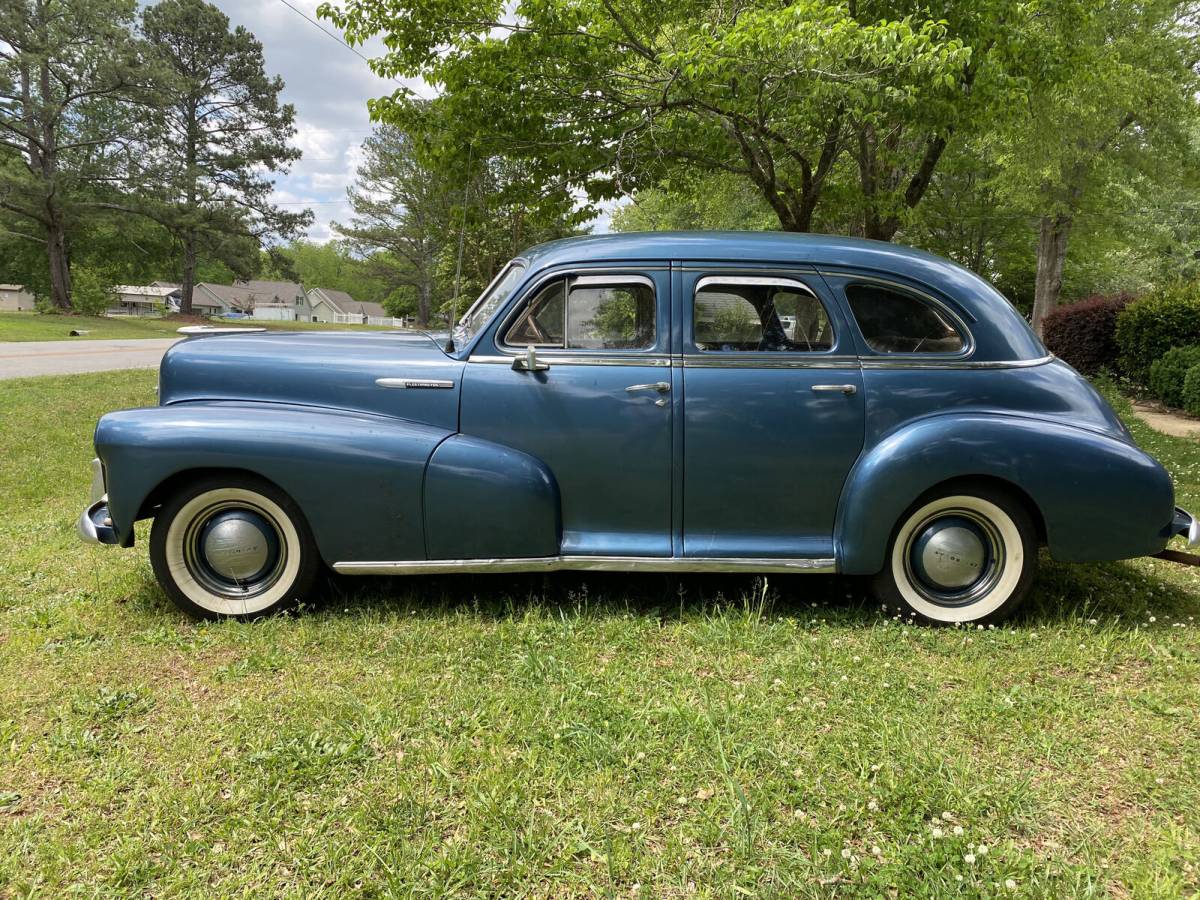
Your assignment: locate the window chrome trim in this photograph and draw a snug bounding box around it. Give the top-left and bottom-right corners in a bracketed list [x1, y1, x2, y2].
[333, 555, 837, 575]
[470, 354, 672, 367]
[859, 354, 1054, 370]
[691, 272, 836, 356]
[682, 354, 860, 369]
[694, 274, 817, 296]
[496, 268, 665, 358]
[823, 271, 977, 360]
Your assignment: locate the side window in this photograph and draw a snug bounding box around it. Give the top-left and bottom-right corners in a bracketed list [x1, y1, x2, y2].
[506, 276, 656, 350]
[845, 283, 965, 354]
[694, 279, 833, 352]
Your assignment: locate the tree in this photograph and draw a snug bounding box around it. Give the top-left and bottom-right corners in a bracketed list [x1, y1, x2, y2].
[137, 0, 310, 315]
[0, 0, 150, 309]
[320, 0, 1068, 239]
[991, 0, 1200, 336]
[611, 172, 776, 233]
[335, 125, 450, 328]
[336, 121, 583, 328]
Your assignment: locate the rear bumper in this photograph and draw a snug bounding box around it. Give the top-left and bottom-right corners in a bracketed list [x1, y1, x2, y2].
[78, 457, 119, 546]
[1171, 507, 1200, 547]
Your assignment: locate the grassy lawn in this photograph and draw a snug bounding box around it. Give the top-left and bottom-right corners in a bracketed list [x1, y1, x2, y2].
[0, 311, 401, 342]
[1, 372, 1198, 896]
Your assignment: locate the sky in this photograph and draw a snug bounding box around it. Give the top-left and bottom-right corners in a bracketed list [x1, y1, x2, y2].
[206, 0, 614, 243]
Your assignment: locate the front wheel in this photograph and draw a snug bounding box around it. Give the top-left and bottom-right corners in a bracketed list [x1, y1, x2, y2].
[150, 474, 321, 620]
[872, 487, 1037, 625]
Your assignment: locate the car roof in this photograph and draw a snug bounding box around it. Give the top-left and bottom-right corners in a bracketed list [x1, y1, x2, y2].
[515, 231, 1046, 363]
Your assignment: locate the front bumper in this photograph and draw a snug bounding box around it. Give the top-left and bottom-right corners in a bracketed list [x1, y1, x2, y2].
[1170, 507, 1200, 547]
[78, 457, 119, 546]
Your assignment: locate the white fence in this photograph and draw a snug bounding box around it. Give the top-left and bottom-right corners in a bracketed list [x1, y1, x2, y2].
[332, 312, 409, 328]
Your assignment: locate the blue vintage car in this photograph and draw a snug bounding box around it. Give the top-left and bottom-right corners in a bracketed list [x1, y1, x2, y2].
[79, 232, 1198, 623]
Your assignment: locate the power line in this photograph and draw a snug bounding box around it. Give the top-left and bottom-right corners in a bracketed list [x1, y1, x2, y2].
[274, 0, 388, 75]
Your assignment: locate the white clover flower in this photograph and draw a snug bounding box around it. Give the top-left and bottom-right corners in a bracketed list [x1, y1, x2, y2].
[868, 799, 879, 811]
[953, 825, 964, 836]
[841, 848, 852, 859]
[977, 844, 988, 855]
[872, 846, 882, 856]
[941, 811, 954, 821]
[822, 848, 832, 857]
[1005, 878, 1018, 890]
[932, 827, 944, 839]
[964, 853, 976, 864]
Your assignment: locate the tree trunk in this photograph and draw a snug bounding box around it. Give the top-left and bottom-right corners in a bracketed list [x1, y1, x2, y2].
[1031, 213, 1072, 338]
[46, 217, 71, 310]
[180, 231, 197, 316]
[417, 280, 432, 329]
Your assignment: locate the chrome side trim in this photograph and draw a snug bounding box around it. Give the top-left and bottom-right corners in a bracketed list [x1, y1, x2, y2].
[682, 354, 860, 369]
[375, 377, 455, 389]
[859, 354, 1055, 370]
[333, 555, 838, 575]
[470, 354, 672, 368]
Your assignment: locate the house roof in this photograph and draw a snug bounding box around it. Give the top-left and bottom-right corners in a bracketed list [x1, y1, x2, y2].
[0, 284, 28, 291]
[309, 288, 387, 319]
[236, 280, 305, 301]
[114, 285, 178, 299]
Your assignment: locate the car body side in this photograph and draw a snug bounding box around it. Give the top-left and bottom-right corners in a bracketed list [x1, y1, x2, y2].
[89, 233, 1181, 575]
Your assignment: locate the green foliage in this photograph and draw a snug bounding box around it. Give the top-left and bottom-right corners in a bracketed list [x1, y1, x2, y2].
[1182, 364, 1200, 416]
[69, 268, 115, 317]
[612, 173, 777, 233]
[261, 241, 386, 302]
[1115, 282, 1200, 381]
[1149, 345, 1200, 409]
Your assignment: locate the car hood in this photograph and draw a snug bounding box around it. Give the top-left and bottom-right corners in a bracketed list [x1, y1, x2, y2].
[158, 330, 464, 430]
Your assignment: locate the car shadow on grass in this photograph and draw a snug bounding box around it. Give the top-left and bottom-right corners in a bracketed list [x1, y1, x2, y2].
[303, 550, 1200, 629]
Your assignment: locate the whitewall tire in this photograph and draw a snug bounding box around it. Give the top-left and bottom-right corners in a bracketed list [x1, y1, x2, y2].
[872, 487, 1037, 624]
[150, 474, 320, 619]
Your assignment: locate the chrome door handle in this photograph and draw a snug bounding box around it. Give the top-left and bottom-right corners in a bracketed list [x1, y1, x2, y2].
[625, 382, 670, 394]
[811, 384, 857, 395]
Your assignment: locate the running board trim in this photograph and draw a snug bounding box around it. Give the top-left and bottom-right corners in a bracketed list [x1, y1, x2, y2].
[332, 556, 838, 576]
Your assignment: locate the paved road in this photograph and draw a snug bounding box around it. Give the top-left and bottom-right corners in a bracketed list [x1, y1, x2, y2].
[0, 338, 180, 380]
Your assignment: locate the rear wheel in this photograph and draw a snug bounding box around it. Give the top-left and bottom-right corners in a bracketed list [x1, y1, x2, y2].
[872, 486, 1037, 624]
[150, 474, 320, 620]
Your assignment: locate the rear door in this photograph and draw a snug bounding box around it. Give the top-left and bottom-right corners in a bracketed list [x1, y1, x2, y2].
[679, 265, 865, 560]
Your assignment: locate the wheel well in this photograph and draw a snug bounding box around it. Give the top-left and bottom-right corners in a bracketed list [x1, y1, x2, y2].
[135, 468, 284, 521]
[913, 475, 1047, 545]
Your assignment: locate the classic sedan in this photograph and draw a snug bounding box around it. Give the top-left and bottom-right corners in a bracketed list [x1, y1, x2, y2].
[79, 232, 1199, 623]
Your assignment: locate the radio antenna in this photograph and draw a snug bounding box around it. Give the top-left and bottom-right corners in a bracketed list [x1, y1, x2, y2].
[449, 143, 473, 336]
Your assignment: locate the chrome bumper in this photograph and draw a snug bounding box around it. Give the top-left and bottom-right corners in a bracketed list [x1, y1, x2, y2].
[78, 457, 119, 546]
[1171, 507, 1200, 547]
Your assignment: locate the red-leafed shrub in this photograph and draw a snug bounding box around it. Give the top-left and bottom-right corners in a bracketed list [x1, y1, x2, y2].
[1042, 293, 1135, 374]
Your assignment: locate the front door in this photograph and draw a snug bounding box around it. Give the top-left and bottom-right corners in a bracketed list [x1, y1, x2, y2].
[680, 266, 865, 560]
[460, 267, 674, 557]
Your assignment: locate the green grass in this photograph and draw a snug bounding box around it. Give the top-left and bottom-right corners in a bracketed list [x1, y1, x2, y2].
[0, 371, 1198, 896]
[0, 311, 400, 342]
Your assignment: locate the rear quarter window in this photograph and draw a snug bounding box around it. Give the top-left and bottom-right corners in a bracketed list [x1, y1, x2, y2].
[845, 283, 964, 354]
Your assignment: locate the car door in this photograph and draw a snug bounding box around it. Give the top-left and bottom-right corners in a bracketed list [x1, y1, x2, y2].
[680, 265, 865, 560]
[460, 266, 674, 557]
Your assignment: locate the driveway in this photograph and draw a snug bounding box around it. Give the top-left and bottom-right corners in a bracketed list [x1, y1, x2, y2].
[0, 338, 180, 380]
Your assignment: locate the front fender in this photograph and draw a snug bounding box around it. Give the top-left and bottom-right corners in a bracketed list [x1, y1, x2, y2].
[837, 414, 1175, 574]
[94, 402, 450, 564]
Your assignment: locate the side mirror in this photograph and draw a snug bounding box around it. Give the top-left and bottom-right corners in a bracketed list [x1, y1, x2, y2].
[512, 345, 551, 372]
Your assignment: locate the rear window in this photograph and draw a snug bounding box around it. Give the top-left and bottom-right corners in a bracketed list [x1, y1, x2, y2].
[845, 283, 964, 354]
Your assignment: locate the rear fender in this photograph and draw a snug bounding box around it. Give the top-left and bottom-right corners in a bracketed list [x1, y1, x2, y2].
[837, 413, 1175, 574]
[95, 403, 449, 564]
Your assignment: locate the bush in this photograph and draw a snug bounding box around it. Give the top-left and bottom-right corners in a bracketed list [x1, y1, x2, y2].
[1115, 281, 1200, 381]
[1149, 345, 1200, 408]
[1184, 365, 1200, 417]
[1042, 293, 1133, 374]
[71, 267, 115, 317]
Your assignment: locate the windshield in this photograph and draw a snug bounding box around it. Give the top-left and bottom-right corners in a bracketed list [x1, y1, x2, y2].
[452, 261, 526, 347]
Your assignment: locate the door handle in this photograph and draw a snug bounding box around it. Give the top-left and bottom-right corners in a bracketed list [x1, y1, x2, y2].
[811, 384, 857, 395]
[625, 382, 670, 394]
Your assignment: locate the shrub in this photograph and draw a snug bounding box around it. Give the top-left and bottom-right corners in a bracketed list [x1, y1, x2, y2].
[1148, 345, 1200, 408]
[70, 267, 115, 317]
[1115, 281, 1200, 381]
[1042, 293, 1133, 374]
[1183, 365, 1200, 417]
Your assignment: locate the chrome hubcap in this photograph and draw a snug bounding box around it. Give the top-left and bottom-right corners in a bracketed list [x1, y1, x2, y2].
[183, 502, 285, 598]
[904, 510, 1004, 606]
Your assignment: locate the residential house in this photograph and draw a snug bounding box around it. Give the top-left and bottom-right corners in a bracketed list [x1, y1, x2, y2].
[0, 284, 36, 312]
[109, 284, 181, 317]
[306, 287, 397, 325]
[192, 280, 309, 320]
